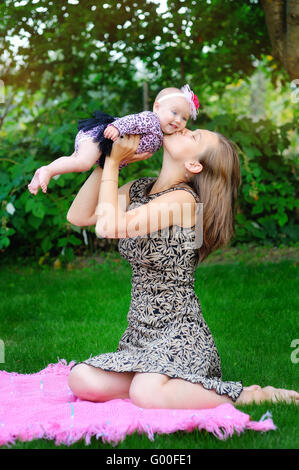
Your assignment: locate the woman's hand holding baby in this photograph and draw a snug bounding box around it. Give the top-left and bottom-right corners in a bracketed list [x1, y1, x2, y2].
[109, 135, 153, 167]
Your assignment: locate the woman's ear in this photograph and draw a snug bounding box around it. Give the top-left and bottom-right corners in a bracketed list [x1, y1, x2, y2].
[185, 161, 203, 175]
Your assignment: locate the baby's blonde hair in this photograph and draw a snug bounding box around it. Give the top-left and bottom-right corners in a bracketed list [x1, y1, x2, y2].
[154, 87, 183, 103]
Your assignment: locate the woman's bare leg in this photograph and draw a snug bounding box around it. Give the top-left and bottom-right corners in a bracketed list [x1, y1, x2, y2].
[129, 373, 234, 409]
[68, 363, 135, 402]
[28, 140, 100, 195]
[129, 373, 299, 409]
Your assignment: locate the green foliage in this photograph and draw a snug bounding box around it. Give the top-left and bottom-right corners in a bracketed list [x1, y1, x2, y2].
[0, 1, 298, 262]
[1, 96, 297, 262]
[0, 94, 147, 263]
[1, 0, 270, 101]
[0, 97, 88, 262]
[204, 114, 298, 244]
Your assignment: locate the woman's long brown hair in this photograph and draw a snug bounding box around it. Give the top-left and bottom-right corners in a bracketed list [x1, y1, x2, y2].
[189, 132, 241, 264]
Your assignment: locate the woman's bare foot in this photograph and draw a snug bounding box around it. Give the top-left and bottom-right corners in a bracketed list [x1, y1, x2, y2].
[28, 169, 41, 195]
[261, 386, 299, 405]
[236, 384, 299, 405]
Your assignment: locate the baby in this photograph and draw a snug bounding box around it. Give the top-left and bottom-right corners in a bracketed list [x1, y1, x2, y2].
[28, 84, 199, 195]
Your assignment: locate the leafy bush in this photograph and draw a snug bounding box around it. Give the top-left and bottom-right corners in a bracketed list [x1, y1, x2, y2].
[205, 114, 298, 244]
[0, 97, 121, 264]
[0, 96, 298, 265]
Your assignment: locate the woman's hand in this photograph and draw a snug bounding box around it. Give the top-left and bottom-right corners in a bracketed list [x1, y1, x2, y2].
[109, 135, 153, 167]
[119, 151, 153, 167]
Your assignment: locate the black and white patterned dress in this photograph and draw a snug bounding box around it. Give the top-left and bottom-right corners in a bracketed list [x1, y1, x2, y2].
[81, 177, 243, 402]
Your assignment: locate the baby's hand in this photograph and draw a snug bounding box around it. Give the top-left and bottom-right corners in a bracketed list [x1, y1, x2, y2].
[104, 125, 120, 141]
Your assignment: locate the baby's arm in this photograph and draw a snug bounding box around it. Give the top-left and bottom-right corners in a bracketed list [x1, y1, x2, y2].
[104, 112, 158, 140]
[104, 125, 120, 141]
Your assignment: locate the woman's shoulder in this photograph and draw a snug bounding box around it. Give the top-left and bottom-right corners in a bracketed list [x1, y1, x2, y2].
[160, 185, 200, 206]
[150, 182, 200, 204]
[120, 177, 200, 206]
[176, 184, 200, 203]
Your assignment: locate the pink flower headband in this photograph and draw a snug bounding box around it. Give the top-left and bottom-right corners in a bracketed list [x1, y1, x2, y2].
[156, 84, 200, 120]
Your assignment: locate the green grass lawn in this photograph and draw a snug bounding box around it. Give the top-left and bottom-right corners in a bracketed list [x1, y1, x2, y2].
[0, 252, 298, 449]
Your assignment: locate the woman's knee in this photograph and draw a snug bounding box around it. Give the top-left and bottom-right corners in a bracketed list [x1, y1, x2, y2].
[129, 373, 168, 408]
[70, 364, 105, 401]
[68, 363, 134, 402]
[68, 363, 101, 401]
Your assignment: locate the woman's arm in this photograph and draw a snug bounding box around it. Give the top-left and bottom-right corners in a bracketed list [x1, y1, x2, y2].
[96, 136, 197, 239]
[67, 166, 103, 227]
[67, 167, 138, 227]
[66, 143, 151, 227]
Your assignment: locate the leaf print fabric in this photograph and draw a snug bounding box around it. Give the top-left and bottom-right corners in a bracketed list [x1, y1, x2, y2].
[80, 177, 243, 402]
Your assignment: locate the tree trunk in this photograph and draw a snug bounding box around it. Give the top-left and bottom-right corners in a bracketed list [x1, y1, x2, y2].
[0, 94, 15, 131]
[179, 54, 185, 83]
[143, 82, 149, 111]
[261, 0, 299, 80]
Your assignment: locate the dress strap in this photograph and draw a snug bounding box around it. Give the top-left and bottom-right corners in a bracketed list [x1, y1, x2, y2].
[129, 177, 200, 204]
[147, 178, 200, 203]
[166, 186, 200, 203]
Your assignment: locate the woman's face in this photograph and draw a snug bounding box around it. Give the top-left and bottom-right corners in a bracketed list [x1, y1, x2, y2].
[163, 128, 218, 162]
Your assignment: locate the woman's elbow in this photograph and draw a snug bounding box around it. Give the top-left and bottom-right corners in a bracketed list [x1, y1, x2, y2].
[95, 220, 119, 239]
[66, 209, 78, 225]
[66, 210, 86, 227]
[95, 220, 105, 238]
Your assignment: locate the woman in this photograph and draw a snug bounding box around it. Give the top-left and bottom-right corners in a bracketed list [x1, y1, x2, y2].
[67, 129, 299, 408]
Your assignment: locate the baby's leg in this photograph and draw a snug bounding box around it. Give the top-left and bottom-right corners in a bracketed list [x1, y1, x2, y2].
[28, 140, 100, 194]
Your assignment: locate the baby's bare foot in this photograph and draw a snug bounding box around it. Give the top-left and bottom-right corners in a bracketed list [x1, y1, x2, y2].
[38, 166, 51, 193]
[28, 169, 41, 195]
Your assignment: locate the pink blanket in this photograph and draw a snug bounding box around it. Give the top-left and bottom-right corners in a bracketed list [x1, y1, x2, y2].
[0, 359, 276, 447]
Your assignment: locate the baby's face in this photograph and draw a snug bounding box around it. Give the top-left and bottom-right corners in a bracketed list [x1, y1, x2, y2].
[154, 96, 190, 134]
